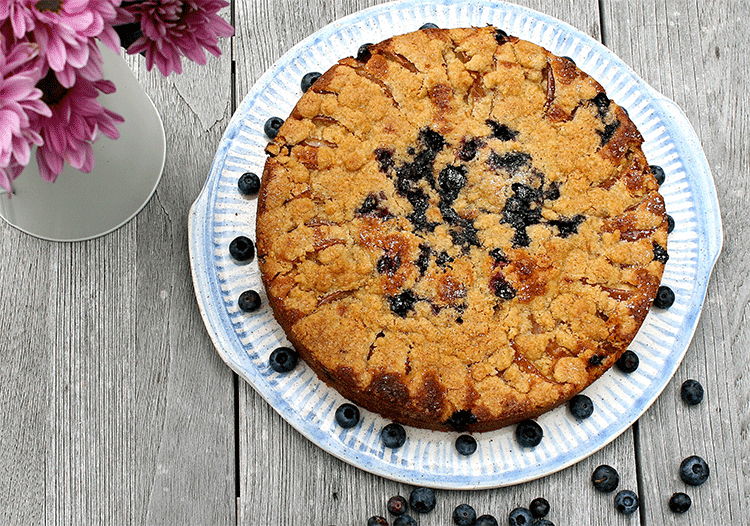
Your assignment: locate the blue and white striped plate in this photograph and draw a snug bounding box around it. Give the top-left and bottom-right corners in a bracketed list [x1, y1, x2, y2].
[188, 0, 722, 489]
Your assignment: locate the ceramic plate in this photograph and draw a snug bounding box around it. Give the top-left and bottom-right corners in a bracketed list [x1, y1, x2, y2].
[188, 0, 722, 489]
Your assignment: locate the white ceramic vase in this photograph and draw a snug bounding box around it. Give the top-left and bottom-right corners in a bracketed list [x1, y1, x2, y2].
[0, 44, 166, 241]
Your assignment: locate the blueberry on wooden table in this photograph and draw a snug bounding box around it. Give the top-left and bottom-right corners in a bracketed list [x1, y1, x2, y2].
[653, 285, 676, 309]
[668, 492, 692, 513]
[614, 490, 639, 515]
[455, 434, 477, 456]
[508, 507, 534, 526]
[380, 423, 406, 449]
[681, 379, 704, 405]
[591, 465, 620, 493]
[367, 516, 388, 526]
[264, 116, 284, 139]
[529, 497, 550, 519]
[680, 455, 710, 486]
[387, 496, 408, 516]
[237, 290, 261, 312]
[475, 514, 498, 526]
[568, 394, 594, 420]
[300, 71, 322, 93]
[268, 346, 298, 373]
[229, 235, 255, 261]
[334, 403, 360, 429]
[452, 503, 476, 526]
[409, 487, 436, 514]
[615, 350, 639, 374]
[515, 420, 543, 447]
[393, 515, 417, 526]
[238, 172, 260, 196]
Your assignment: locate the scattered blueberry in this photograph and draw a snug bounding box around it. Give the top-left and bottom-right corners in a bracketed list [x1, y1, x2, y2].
[381, 423, 407, 449]
[238, 290, 261, 312]
[614, 490, 639, 515]
[533, 520, 554, 526]
[475, 515, 498, 526]
[420, 22, 439, 29]
[393, 515, 417, 526]
[453, 504, 476, 526]
[357, 43, 373, 61]
[681, 379, 704, 406]
[650, 165, 666, 186]
[387, 496, 408, 516]
[300, 71, 322, 92]
[508, 507, 534, 526]
[591, 465, 620, 493]
[335, 403, 360, 428]
[409, 487, 436, 514]
[616, 350, 639, 374]
[667, 214, 675, 233]
[263, 116, 284, 139]
[268, 346, 298, 373]
[653, 285, 676, 309]
[238, 172, 260, 195]
[515, 420, 543, 448]
[368, 516, 388, 526]
[229, 236, 255, 261]
[455, 434, 477, 456]
[668, 492, 692, 513]
[680, 455, 710, 486]
[568, 394, 594, 420]
[529, 497, 550, 519]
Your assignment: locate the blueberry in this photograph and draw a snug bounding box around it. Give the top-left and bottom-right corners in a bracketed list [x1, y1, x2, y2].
[486, 120, 519, 141]
[680, 379, 704, 405]
[494, 28, 509, 44]
[568, 394, 594, 420]
[475, 515, 498, 526]
[452, 504, 476, 526]
[614, 490, 639, 515]
[335, 403, 360, 428]
[263, 116, 284, 139]
[653, 285, 676, 309]
[508, 507, 534, 526]
[419, 22, 439, 29]
[532, 521, 554, 526]
[616, 350, 639, 374]
[562, 55, 576, 65]
[381, 423, 407, 449]
[455, 434, 477, 456]
[592, 92, 610, 111]
[268, 346, 298, 373]
[368, 516, 388, 526]
[238, 290, 261, 312]
[515, 420, 543, 448]
[409, 487, 436, 513]
[229, 236, 255, 261]
[300, 71, 322, 93]
[238, 172, 260, 195]
[588, 354, 604, 366]
[667, 214, 675, 233]
[650, 165, 666, 185]
[680, 455, 710, 486]
[668, 492, 692, 513]
[393, 515, 417, 526]
[388, 290, 419, 317]
[446, 410, 477, 432]
[357, 43, 373, 61]
[653, 242, 669, 264]
[387, 496, 408, 516]
[529, 497, 550, 519]
[591, 465, 620, 493]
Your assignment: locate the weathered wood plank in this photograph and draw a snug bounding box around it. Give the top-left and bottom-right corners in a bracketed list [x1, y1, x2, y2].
[601, 0, 749, 523]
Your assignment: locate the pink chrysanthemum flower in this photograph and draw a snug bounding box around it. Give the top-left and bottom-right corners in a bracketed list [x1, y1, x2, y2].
[32, 69, 123, 182]
[0, 35, 51, 193]
[121, 0, 233, 76]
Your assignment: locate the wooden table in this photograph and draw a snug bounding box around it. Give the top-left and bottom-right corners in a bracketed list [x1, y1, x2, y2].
[1, 0, 746, 524]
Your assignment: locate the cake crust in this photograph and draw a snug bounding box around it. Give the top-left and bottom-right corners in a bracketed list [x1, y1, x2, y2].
[256, 26, 668, 432]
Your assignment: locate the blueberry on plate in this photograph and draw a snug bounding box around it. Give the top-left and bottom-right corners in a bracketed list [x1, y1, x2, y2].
[381, 423, 407, 449]
[668, 492, 692, 513]
[238, 172, 260, 195]
[667, 214, 675, 233]
[680, 455, 710, 486]
[229, 236, 255, 261]
[568, 394, 594, 420]
[409, 487, 436, 514]
[508, 507, 534, 526]
[515, 420, 543, 448]
[393, 515, 417, 526]
[237, 290, 261, 312]
[452, 504, 476, 526]
[300, 71, 322, 93]
[334, 403, 360, 429]
[367, 516, 388, 526]
[529, 497, 550, 519]
[268, 346, 298, 373]
[420, 22, 439, 29]
[533, 520, 555, 526]
[614, 490, 639, 515]
[615, 350, 639, 374]
[681, 379, 704, 405]
[653, 285, 676, 309]
[264, 116, 284, 139]
[455, 434, 477, 456]
[475, 514, 498, 526]
[591, 465, 620, 493]
[387, 496, 408, 516]
[650, 165, 666, 185]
